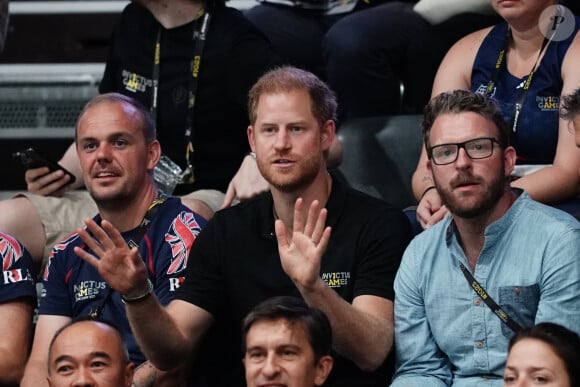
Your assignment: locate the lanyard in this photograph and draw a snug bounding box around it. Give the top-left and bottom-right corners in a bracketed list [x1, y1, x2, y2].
[88, 193, 168, 318]
[459, 262, 523, 333]
[485, 26, 557, 135]
[150, 10, 212, 185]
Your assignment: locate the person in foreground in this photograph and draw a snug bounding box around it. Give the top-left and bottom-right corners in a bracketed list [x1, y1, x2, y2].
[242, 296, 333, 387]
[77, 66, 412, 386]
[47, 317, 135, 387]
[22, 93, 205, 387]
[503, 322, 580, 387]
[391, 90, 580, 387]
[412, 0, 580, 229]
[0, 231, 36, 386]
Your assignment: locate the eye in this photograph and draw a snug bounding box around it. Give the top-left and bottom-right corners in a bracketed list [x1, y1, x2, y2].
[503, 375, 515, 384]
[83, 142, 97, 152]
[90, 360, 107, 369]
[290, 126, 303, 132]
[247, 350, 265, 361]
[113, 139, 127, 147]
[56, 364, 74, 374]
[281, 349, 297, 358]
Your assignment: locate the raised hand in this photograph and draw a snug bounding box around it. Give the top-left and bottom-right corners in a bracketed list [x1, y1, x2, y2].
[74, 218, 150, 298]
[275, 198, 331, 291]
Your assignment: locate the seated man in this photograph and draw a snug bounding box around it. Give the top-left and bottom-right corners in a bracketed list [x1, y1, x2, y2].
[77, 66, 412, 387]
[46, 317, 134, 387]
[21, 93, 206, 386]
[0, 231, 36, 387]
[242, 296, 333, 387]
[0, 0, 280, 269]
[391, 90, 580, 386]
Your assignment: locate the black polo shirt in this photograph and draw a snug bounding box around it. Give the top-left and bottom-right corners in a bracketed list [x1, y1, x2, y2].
[177, 178, 412, 387]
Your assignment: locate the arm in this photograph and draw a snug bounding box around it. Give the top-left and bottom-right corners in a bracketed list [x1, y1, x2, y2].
[510, 32, 580, 203]
[75, 219, 214, 371]
[412, 29, 487, 228]
[21, 315, 71, 387]
[534, 228, 580, 332]
[0, 300, 34, 386]
[221, 154, 269, 209]
[275, 199, 392, 371]
[390, 249, 452, 387]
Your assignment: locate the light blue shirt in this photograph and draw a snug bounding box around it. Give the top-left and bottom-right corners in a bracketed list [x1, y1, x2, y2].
[391, 191, 580, 387]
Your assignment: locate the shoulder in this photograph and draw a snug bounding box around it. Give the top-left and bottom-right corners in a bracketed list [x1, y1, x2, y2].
[433, 25, 494, 95]
[0, 231, 28, 265]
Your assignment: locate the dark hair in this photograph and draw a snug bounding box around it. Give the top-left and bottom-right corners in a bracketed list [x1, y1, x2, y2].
[242, 296, 332, 361]
[47, 316, 130, 373]
[560, 87, 580, 121]
[422, 90, 509, 152]
[508, 322, 580, 387]
[248, 66, 337, 129]
[75, 92, 156, 143]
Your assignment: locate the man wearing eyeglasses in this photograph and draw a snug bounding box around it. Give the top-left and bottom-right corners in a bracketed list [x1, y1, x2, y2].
[390, 89, 580, 387]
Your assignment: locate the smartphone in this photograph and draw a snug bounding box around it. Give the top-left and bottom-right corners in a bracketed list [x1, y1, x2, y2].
[12, 147, 76, 185]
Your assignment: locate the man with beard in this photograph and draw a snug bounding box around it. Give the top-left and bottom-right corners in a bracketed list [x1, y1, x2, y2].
[76, 66, 413, 387]
[21, 93, 206, 387]
[391, 90, 580, 387]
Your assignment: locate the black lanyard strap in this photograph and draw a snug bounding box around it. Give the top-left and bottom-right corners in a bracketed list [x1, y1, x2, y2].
[89, 193, 168, 318]
[459, 262, 523, 333]
[485, 24, 558, 135]
[150, 10, 212, 185]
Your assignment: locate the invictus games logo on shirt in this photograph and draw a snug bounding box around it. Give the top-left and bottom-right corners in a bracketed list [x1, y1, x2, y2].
[73, 280, 107, 302]
[122, 70, 152, 93]
[536, 95, 560, 111]
[321, 271, 350, 288]
[475, 84, 495, 97]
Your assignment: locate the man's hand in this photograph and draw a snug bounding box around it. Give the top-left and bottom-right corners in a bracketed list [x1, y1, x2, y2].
[221, 154, 269, 208]
[275, 198, 331, 291]
[25, 166, 74, 197]
[416, 188, 448, 229]
[74, 219, 149, 297]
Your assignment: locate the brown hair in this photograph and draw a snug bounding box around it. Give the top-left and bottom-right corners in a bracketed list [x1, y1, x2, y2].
[248, 66, 337, 129]
[422, 90, 509, 152]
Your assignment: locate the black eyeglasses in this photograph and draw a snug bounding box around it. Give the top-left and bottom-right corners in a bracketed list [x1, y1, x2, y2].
[427, 137, 503, 166]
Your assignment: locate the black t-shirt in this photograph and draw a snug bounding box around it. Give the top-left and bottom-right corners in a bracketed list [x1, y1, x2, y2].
[176, 178, 413, 387]
[100, 3, 280, 192]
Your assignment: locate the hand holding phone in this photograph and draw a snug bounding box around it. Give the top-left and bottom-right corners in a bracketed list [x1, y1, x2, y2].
[12, 147, 77, 194]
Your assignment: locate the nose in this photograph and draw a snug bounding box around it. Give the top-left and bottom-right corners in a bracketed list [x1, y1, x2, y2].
[273, 129, 291, 151]
[455, 147, 472, 169]
[95, 142, 113, 162]
[261, 353, 281, 378]
[72, 368, 96, 387]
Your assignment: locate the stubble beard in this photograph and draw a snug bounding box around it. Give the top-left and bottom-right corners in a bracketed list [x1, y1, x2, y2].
[257, 154, 321, 193]
[436, 168, 506, 219]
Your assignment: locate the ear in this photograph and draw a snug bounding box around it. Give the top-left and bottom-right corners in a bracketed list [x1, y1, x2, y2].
[320, 120, 335, 151]
[147, 140, 162, 172]
[426, 154, 433, 174]
[313, 355, 334, 386]
[247, 125, 256, 153]
[503, 145, 516, 177]
[124, 362, 135, 387]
